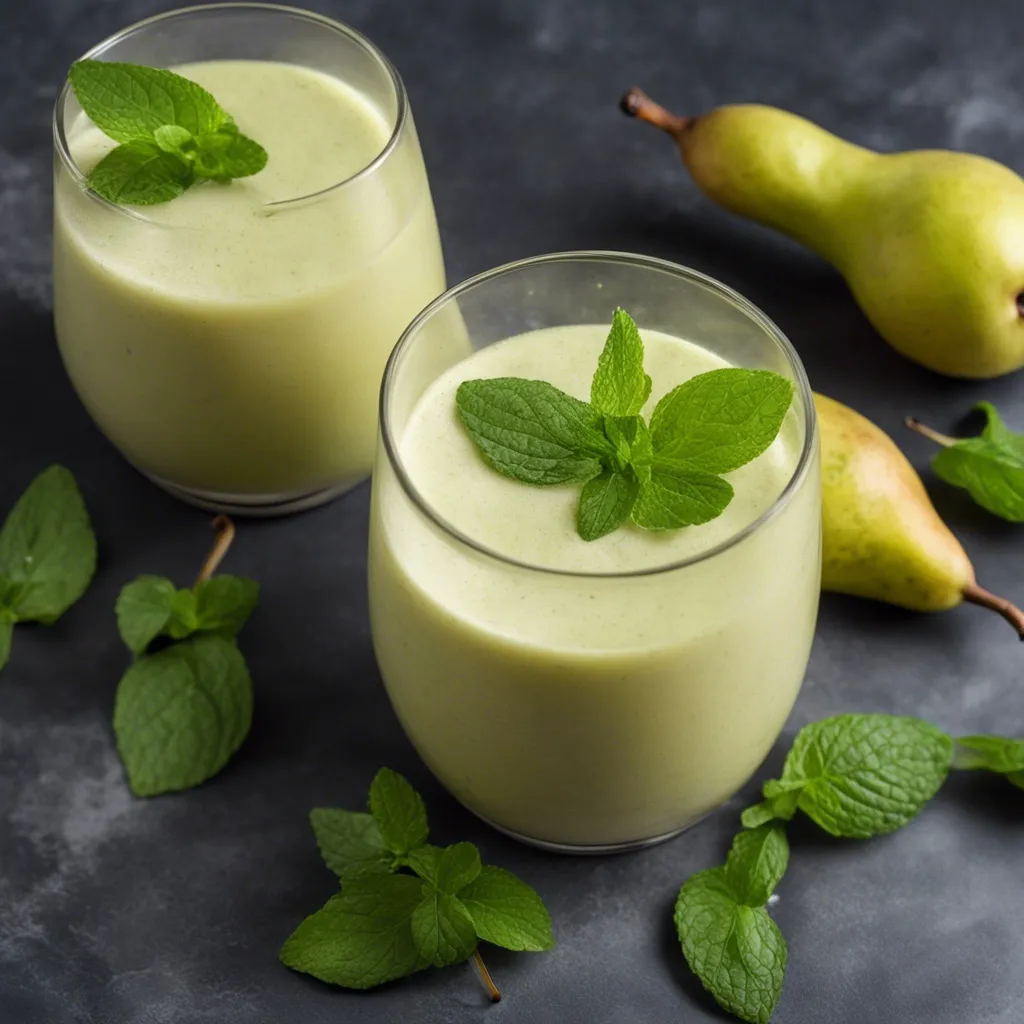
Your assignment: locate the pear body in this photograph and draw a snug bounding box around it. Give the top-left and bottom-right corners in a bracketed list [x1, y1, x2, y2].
[815, 392, 974, 611]
[675, 105, 1024, 378]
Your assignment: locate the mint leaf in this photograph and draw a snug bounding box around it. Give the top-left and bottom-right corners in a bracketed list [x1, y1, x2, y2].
[115, 575, 176, 655]
[309, 809, 392, 880]
[0, 612, 12, 672]
[577, 469, 639, 541]
[456, 378, 612, 485]
[458, 865, 554, 952]
[590, 308, 652, 417]
[153, 123, 193, 154]
[195, 575, 259, 636]
[631, 458, 734, 530]
[280, 874, 427, 988]
[725, 825, 789, 908]
[603, 415, 653, 478]
[369, 769, 429, 856]
[0, 465, 96, 626]
[650, 369, 794, 473]
[403, 844, 444, 884]
[86, 140, 191, 205]
[925, 403, 1024, 522]
[741, 789, 800, 829]
[435, 842, 482, 894]
[69, 60, 229, 142]
[192, 129, 267, 182]
[757, 714, 953, 838]
[675, 867, 786, 1024]
[411, 890, 478, 967]
[954, 735, 1024, 790]
[113, 634, 252, 796]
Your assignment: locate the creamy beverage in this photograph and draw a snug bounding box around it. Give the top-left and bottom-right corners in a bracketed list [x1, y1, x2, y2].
[54, 58, 445, 507]
[369, 323, 820, 848]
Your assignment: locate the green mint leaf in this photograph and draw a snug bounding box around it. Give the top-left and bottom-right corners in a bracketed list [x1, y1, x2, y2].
[112, 634, 252, 797]
[739, 801, 779, 829]
[0, 465, 96, 625]
[69, 60, 229, 143]
[631, 458, 734, 531]
[456, 378, 611, 485]
[410, 890, 478, 968]
[403, 844, 444, 884]
[675, 867, 786, 1024]
[166, 588, 199, 639]
[368, 768, 429, 856]
[406, 842, 481, 894]
[86, 140, 191, 206]
[650, 369, 794, 474]
[577, 469, 639, 541]
[115, 575, 177, 655]
[458, 865, 554, 952]
[741, 787, 801, 828]
[309, 809, 392, 880]
[195, 575, 259, 637]
[153, 123, 193, 154]
[928, 403, 1024, 522]
[590, 308, 652, 417]
[280, 874, 427, 989]
[724, 825, 789, 908]
[954, 734, 1024, 790]
[192, 129, 267, 182]
[603, 415, 653, 478]
[0, 611, 12, 671]
[759, 714, 953, 838]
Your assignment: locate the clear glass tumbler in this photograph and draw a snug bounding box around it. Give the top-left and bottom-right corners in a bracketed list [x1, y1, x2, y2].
[53, 3, 446, 515]
[369, 252, 821, 853]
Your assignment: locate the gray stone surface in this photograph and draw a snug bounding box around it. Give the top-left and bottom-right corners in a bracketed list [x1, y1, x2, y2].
[3, 0, 1024, 1021]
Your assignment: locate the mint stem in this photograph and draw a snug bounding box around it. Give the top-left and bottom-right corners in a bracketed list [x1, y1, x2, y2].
[195, 515, 235, 586]
[905, 417, 957, 448]
[962, 582, 1024, 641]
[472, 949, 502, 1003]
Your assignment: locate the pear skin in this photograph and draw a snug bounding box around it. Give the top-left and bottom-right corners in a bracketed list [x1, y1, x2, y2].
[815, 392, 1024, 636]
[621, 89, 1024, 379]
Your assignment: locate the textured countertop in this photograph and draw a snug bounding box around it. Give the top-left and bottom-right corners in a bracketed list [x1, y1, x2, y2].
[3, 1, 1024, 1021]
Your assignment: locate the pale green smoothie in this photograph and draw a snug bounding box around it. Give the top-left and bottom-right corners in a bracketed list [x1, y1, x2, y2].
[54, 59, 445, 502]
[369, 323, 821, 848]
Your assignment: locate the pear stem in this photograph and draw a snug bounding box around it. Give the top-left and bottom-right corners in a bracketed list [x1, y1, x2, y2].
[962, 582, 1024, 641]
[905, 417, 957, 448]
[619, 87, 692, 136]
[472, 950, 502, 1003]
[195, 515, 235, 587]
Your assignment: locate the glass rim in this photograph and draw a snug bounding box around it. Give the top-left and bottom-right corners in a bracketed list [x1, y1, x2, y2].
[379, 250, 819, 580]
[51, 2, 410, 221]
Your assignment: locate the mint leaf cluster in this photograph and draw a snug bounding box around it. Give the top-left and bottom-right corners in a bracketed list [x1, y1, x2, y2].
[112, 519, 258, 797]
[68, 60, 267, 206]
[0, 466, 96, 672]
[455, 308, 794, 541]
[281, 769, 554, 992]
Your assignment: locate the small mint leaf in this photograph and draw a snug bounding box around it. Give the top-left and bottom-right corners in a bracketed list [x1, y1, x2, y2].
[435, 842, 482, 894]
[740, 801, 780, 829]
[590, 308, 652, 417]
[192, 129, 267, 181]
[404, 844, 444, 885]
[954, 735, 1024, 775]
[86, 141, 191, 206]
[458, 865, 554, 952]
[456, 378, 611, 485]
[410, 890, 477, 967]
[631, 459, 733, 531]
[577, 469, 639, 541]
[309, 809, 391, 880]
[724, 825, 789, 908]
[115, 575, 176, 655]
[194, 575, 259, 637]
[603, 415, 653, 478]
[368, 769, 429, 856]
[153, 123, 193, 154]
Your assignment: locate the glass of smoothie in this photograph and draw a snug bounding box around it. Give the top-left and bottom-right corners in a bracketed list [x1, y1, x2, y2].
[53, 4, 446, 514]
[369, 252, 821, 852]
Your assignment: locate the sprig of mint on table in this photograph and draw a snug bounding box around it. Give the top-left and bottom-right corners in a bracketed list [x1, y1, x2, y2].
[907, 402, 1024, 521]
[456, 308, 794, 541]
[0, 466, 96, 672]
[281, 768, 554, 1001]
[113, 516, 259, 797]
[68, 60, 267, 206]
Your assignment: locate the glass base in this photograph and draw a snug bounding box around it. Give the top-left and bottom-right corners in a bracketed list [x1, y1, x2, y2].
[143, 471, 366, 517]
[472, 809, 707, 855]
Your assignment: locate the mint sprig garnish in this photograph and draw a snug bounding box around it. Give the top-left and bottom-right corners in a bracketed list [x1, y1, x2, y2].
[907, 402, 1024, 522]
[0, 466, 96, 672]
[740, 714, 953, 836]
[68, 60, 267, 206]
[455, 308, 794, 542]
[281, 768, 554, 1000]
[112, 517, 257, 796]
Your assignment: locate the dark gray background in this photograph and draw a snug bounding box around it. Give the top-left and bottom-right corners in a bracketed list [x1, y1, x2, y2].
[3, 1, 1023, 1021]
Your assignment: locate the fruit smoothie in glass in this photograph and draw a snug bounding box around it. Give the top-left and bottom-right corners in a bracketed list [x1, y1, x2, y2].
[369, 253, 821, 852]
[53, 5, 445, 514]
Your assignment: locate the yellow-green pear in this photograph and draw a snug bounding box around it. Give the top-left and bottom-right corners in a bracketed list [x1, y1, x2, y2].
[815, 392, 1024, 636]
[622, 89, 1024, 379]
